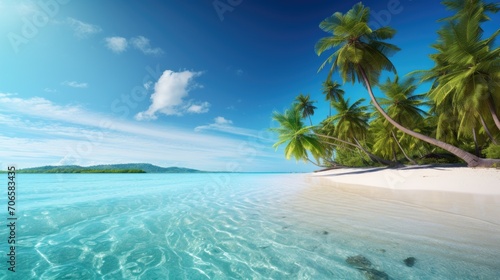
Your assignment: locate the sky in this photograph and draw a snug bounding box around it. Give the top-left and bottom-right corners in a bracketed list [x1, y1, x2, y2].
[1, 0, 499, 172]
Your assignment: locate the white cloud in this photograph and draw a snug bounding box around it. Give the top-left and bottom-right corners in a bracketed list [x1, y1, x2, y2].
[130, 36, 163, 55]
[105, 37, 128, 53]
[67, 17, 102, 38]
[0, 95, 295, 172]
[104, 36, 162, 55]
[44, 88, 57, 93]
[62, 81, 88, 88]
[135, 70, 209, 120]
[214, 116, 232, 125]
[194, 116, 272, 142]
[186, 102, 210, 114]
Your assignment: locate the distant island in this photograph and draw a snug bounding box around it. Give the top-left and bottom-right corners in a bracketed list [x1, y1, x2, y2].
[3, 163, 205, 174]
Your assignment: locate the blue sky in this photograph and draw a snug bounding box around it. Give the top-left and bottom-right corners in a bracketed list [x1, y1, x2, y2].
[1, 0, 499, 172]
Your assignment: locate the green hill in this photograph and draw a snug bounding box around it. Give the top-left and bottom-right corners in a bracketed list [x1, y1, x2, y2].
[8, 163, 205, 173]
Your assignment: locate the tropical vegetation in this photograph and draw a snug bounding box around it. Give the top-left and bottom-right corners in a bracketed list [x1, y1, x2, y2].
[271, 1, 500, 168]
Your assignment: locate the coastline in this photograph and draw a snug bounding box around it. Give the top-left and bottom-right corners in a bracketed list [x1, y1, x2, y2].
[310, 165, 500, 195]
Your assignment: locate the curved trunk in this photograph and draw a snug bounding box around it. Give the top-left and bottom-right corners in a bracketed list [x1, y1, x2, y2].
[307, 158, 324, 167]
[359, 66, 500, 168]
[353, 137, 396, 166]
[321, 140, 358, 152]
[316, 133, 361, 148]
[391, 130, 418, 165]
[479, 114, 498, 144]
[316, 133, 396, 166]
[472, 127, 479, 156]
[488, 96, 500, 131]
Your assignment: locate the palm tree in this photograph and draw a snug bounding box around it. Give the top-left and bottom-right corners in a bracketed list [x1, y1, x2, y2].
[378, 76, 429, 127]
[441, 0, 499, 23]
[425, 1, 500, 132]
[315, 2, 500, 167]
[314, 119, 339, 166]
[294, 94, 317, 126]
[322, 80, 344, 117]
[328, 96, 369, 142]
[270, 106, 324, 165]
[370, 118, 400, 161]
[377, 76, 429, 164]
[323, 95, 395, 165]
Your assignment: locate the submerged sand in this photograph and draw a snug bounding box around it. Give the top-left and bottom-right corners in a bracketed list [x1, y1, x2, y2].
[271, 167, 500, 276]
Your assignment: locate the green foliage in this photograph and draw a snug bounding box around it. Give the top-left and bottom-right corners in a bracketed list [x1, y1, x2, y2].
[484, 144, 500, 159]
[315, 2, 400, 85]
[422, 0, 500, 141]
[294, 94, 317, 125]
[327, 95, 370, 141]
[271, 1, 500, 168]
[270, 106, 325, 164]
[335, 147, 374, 167]
[322, 79, 345, 117]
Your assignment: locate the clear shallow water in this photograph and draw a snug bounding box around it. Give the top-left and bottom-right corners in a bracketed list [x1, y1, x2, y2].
[1, 173, 499, 279]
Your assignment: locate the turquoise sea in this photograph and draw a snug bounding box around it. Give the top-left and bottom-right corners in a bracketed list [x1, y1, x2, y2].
[1, 173, 499, 279]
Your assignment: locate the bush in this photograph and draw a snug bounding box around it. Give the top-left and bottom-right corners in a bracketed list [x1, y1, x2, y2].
[484, 144, 500, 159]
[335, 147, 377, 167]
[416, 153, 461, 165]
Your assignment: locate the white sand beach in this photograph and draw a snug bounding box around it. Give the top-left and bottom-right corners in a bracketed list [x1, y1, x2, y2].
[311, 166, 500, 195]
[272, 166, 500, 277]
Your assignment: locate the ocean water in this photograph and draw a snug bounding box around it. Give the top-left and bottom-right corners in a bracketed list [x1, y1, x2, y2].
[1, 173, 499, 279]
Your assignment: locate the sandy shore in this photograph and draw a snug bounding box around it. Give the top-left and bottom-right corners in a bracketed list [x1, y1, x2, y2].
[283, 169, 500, 276]
[310, 165, 500, 195]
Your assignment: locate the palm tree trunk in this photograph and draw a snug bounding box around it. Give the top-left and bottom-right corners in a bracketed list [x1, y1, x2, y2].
[391, 130, 418, 165]
[352, 137, 396, 166]
[488, 96, 500, 131]
[307, 158, 324, 167]
[358, 66, 500, 168]
[316, 133, 396, 166]
[321, 140, 358, 152]
[472, 127, 479, 156]
[309, 116, 313, 126]
[316, 133, 361, 148]
[479, 114, 498, 144]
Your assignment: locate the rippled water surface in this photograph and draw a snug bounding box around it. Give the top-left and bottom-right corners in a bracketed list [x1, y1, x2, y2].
[1, 173, 499, 279]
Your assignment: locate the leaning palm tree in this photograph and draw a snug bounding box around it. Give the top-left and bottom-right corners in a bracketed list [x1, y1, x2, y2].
[315, 2, 500, 167]
[294, 94, 317, 126]
[441, 0, 499, 23]
[378, 76, 429, 128]
[425, 2, 500, 132]
[270, 106, 324, 165]
[377, 76, 430, 164]
[370, 118, 400, 161]
[329, 96, 370, 143]
[325, 95, 395, 165]
[322, 80, 345, 117]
